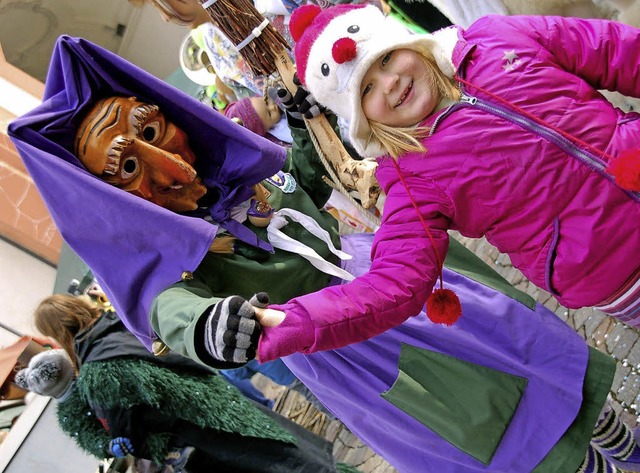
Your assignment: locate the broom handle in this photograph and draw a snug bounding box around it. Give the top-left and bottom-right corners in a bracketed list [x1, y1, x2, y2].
[273, 50, 380, 209]
[196, 0, 379, 208]
[0, 321, 23, 337]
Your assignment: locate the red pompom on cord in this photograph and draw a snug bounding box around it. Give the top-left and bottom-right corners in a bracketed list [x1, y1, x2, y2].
[426, 287, 462, 326]
[606, 148, 640, 192]
[390, 159, 462, 326]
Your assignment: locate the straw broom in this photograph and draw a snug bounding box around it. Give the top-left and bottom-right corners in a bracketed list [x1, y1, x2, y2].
[199, 0, 381, 210]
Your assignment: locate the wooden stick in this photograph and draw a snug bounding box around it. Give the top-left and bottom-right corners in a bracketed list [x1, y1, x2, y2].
[199, 0, 380, 208]
[0, 322, 23, 337]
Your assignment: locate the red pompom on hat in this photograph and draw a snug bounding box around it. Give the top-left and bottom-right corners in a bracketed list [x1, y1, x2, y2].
[606, 148, 640, 192]
[332, 37, 357, 64]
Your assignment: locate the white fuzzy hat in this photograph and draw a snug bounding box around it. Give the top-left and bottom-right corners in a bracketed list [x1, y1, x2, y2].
[290, 4, 457, 158]
[14, 349, 74, 399]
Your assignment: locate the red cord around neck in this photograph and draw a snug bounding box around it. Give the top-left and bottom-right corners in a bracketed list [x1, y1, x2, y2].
[391, 158, 444, 290]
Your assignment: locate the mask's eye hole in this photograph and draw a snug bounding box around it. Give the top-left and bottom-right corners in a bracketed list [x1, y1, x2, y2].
[121, 156, 139, 179]
[347, 25, 359, 34]
[142, 121, 161, 142]
[321, 63, 330, 77]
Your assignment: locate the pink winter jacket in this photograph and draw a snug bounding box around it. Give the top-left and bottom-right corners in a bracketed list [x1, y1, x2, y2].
[259, 15, 640, 361]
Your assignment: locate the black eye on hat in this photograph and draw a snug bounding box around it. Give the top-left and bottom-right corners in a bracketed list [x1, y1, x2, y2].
[321, 63, 330, 77]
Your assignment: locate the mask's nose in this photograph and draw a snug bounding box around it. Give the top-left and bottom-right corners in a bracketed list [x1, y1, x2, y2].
[135, 139, 198, 186]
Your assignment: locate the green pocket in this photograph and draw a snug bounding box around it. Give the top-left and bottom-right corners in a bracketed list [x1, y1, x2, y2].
[381, 344, 528, 465]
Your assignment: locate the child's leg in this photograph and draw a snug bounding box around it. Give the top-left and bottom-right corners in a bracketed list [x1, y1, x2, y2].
[577, 443, 618, 472]
[591, 400, 640, 471]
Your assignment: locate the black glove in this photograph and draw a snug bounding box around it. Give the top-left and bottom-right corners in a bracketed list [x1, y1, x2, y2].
[203, 295, 261, 367]
[249, 292, 269, 309]
[277, 73, 322, 128]
[108, 437, 135, 457]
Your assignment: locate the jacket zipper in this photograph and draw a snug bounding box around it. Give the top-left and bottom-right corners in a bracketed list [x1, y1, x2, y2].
[430, 88, 640, 203]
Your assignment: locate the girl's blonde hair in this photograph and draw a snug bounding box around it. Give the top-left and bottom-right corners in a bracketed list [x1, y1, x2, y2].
[368, 51, 460, 159]
[34, 294, 101, 370]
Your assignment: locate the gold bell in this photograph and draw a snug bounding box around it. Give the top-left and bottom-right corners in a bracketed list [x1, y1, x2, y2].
[152, 340, 170, 356]
[181, 271, 194, 281]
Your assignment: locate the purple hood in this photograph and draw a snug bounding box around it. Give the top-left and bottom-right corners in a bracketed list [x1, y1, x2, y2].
[8, 36, 286, 348]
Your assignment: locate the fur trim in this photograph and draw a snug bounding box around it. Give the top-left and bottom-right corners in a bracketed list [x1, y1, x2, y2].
[63, 358, 296, 463]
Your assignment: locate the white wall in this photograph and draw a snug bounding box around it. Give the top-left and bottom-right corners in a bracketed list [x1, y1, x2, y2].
[118, 2, 189, 80]
[0, 239, 56, 348]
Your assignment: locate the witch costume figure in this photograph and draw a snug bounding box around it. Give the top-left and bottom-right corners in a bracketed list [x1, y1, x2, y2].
[17, 304, 356, 473]
[7, 36, 638, 472]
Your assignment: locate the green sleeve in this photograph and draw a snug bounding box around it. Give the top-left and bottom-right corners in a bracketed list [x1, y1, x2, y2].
[150, 281, 224, 368]
[283, 119, 337, 209]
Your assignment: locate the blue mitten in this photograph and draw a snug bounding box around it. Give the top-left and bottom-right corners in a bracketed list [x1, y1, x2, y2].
[204, 295, 261, 367]
[108, 437, 135, 457]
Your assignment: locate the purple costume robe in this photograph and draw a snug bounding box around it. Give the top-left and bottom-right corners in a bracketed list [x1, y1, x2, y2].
[8, 36, 285, 348]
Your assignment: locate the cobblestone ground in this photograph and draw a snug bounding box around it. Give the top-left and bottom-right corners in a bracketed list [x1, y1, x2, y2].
[257, 233, 640, 472]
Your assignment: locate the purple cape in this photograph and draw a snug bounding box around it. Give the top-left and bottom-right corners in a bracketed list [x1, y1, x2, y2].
[8, 36, 286, 348]
[283, 233, 601, 472]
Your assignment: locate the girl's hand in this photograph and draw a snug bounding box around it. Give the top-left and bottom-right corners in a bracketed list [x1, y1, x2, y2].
[254, 307, 285, 327]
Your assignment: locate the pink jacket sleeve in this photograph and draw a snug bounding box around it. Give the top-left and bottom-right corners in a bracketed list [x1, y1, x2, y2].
[506, 15, 640, 99]
[258, 166, 453, 361]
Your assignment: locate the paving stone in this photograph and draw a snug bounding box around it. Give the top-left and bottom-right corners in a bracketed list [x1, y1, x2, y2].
[342, 443, 376, 466]
[571, 308, 593, 331]
[553, 305, 571, 323]
[625, 339, 640, 369]
[587, 316, 614, 349]
[582, 311, 608, 339]
[615, 371, 639, 406]
[612, 363, 631, 394]
[609, 325, 640, 360]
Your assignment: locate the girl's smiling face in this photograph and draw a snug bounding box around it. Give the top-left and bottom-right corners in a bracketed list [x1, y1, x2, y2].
[360, 49, 440, 127]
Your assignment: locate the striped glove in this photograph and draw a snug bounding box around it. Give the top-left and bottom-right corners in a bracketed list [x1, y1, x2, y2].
[277, 73, 322, 128]
[203, 295, 263, 367]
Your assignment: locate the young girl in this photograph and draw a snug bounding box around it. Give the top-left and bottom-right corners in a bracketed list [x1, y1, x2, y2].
[28, 293, 358, 473]
[255, 3, 640, 352]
